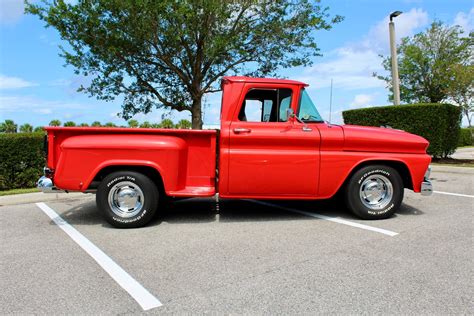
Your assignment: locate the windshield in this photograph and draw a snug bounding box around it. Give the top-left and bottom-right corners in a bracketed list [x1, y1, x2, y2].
[298, 89, 323, 122]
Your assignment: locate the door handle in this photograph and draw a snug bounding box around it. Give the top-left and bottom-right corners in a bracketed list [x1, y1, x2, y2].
[302, 126, 313, 132]
[233, 128, 251, 134]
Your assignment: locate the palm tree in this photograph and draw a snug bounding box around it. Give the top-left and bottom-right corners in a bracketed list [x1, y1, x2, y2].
[0, 120, 17, 133]
[34, 126, 45, 133]
[63, 121, 76, 127]
[79, 123, 89, 127]
[19, 123, 33, 133]
[160, 119, 175, 129]
[175, 119, 192, 129]
[104, 122, 117, 127]
[91, 121, 101, 127]
[49, 119, 61, 126]
[140, 121, 152, 128]
[128, 119, 139, 128]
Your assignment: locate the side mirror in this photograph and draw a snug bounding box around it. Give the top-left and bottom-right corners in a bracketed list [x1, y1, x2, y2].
[287, 108, 296, 123]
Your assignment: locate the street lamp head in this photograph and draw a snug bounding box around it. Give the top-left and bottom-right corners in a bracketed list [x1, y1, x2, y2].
[390, 11, 402, 21]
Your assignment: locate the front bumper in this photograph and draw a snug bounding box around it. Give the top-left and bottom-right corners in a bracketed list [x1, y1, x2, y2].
[420, 166, 433, 196]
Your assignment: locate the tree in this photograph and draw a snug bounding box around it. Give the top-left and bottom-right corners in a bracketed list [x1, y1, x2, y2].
[49, 119, 61, 126]
[140, 121, 152, 128]
[91, 121, 102, 127]
[375, 22, 473, 103]
[79, 122, 89, 127]
[150, 123, 161, 128]
[27, 0, 342, 129]
[445, 64, 473, 127]
[34, 126, 45, 133]
[0, 120, 17, 133]
[64, 121, 76, 127]
[160, 119, 175, 129]
[175, 119, 192, 129]
[19, 123, 33, 133]
[128, 119, 139, 128]
[104, 122, 117, 127]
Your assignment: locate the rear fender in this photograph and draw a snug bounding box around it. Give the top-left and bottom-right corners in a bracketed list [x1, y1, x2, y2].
[53, 134, 187, 192]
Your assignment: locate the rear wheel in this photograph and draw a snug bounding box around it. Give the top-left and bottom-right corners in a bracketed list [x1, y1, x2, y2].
[96, 171, 158, 228]
[345, 165, 403, 220]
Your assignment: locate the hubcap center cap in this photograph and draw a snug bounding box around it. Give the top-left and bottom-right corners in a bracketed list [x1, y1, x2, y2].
[117, 187, 139, 209]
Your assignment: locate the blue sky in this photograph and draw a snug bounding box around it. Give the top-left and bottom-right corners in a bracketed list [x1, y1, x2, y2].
[0, 0, 472, 128]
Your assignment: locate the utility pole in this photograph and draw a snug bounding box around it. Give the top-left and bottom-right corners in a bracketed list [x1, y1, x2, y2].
[389, 11, 402, 105]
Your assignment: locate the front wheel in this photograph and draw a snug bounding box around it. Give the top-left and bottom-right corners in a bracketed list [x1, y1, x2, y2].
[345, 165, 403, 220]
[96, 171, 158, 228]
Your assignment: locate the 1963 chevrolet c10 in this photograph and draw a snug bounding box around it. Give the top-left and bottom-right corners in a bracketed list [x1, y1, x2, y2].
[38, 76, 432, 228]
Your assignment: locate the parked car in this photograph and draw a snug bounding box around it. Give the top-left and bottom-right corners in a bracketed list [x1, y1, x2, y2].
[37, 76, 432, 228]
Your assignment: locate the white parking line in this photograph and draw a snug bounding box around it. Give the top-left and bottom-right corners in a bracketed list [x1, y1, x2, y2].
[35, 202, 162, 311]
[434, 191, 474, 198]
[247, 200, 399, 237]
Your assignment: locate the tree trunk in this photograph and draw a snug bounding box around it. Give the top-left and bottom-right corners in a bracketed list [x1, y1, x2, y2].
[191, 97, 203, 129]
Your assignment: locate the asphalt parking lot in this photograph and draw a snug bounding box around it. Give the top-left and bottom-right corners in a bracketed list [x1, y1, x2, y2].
[1, 166, 473, 314]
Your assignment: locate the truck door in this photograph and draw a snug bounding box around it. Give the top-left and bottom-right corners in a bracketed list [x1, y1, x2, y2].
[226, 84, 320, 197]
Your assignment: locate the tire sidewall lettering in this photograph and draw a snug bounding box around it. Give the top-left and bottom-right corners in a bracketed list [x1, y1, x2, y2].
[358, 169, 391, 184]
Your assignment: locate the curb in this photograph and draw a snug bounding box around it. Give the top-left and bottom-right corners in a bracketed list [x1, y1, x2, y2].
[0, 191, 93, 207]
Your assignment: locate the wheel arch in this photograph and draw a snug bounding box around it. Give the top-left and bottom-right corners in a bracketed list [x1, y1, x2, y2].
[87, 163, 166, 195]
[340, 159, 413, 193]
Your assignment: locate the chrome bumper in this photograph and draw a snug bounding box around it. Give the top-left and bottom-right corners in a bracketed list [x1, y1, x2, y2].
[420, 166, 433, 196]
[37, 173, 64, 193]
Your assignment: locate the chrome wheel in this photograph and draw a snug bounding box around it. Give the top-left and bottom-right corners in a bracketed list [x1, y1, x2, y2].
[359, 175, 393, 210]
[107, 181, 145, 218]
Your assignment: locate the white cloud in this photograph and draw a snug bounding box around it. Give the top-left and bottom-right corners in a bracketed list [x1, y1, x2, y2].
[35, 108, 53, 114]
[0, 0, 24, 25]
[0, 75, 38, 89]
[350, 94, 376, 108]
[0, 95, 85, 114]
[297, 48, 384, 90]
[453, 8, 474, 34]
[296, 8, 429, 91]
[365, 8, 429, 51]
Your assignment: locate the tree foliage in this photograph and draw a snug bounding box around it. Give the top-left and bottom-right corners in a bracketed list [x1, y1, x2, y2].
[445, 64, 473, 126]
[49, 119, 61, 126]
[128, 119, 139, 128]
[176, 119, 192, 129]
[375, 21, 473, 104]
[0, 120, 18, 133]
[63, 121, 76, 127]
[19, 123, 33, 133]
[160, 119, 175, 129]
[26, 0, 342, 129]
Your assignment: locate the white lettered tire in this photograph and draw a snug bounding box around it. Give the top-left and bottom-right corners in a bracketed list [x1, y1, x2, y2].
[96, 171, 158, 228]
[345, 165, 403, 220]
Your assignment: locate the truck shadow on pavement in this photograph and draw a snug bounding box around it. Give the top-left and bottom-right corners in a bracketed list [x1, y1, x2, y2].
[52, 196, 423, 228]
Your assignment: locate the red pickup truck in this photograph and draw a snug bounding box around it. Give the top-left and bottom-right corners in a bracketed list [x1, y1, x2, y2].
[37, 76, 432, 228]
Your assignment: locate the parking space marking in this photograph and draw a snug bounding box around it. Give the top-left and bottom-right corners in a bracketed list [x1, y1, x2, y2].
[35, 202, 162, 311]
[434, 191, 474, 198]
[247, 200, 399, 237]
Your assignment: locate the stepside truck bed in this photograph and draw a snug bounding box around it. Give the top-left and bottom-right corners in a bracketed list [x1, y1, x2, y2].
[45, 127, 217, 197]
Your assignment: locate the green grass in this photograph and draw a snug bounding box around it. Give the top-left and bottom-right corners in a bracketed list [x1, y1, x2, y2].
[0, 188, 38, 196]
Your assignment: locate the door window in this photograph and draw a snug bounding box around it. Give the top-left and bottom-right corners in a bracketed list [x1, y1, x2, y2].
[238, 88, 293, 122]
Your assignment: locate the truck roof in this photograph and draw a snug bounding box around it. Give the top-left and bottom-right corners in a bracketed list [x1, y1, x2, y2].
[222, 76, 308, 86]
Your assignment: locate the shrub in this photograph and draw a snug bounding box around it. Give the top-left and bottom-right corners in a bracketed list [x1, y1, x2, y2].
[342, 103, 462, 158]
[458, 128, 473, 147]
[0, 133, 45, 190]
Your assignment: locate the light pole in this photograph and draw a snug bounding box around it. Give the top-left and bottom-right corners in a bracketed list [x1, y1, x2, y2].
[389, 11, 402, 105]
